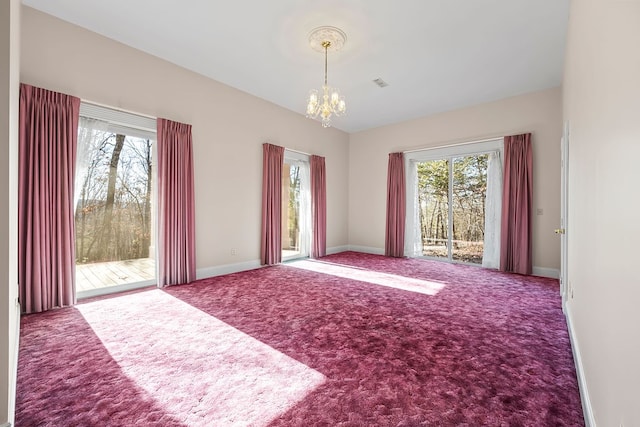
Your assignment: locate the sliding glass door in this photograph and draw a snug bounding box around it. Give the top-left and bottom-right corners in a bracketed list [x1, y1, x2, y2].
[282, 151, 310, 261]
[407, 139, 502, 267]
[75, 105, 158, 298]
[417, 159, 450, 261]
[450, 155, 488, 263]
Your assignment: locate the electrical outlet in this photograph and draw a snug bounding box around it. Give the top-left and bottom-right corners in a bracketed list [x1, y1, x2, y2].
[231, 248, 237, 255]
[537, 208, 544, 215]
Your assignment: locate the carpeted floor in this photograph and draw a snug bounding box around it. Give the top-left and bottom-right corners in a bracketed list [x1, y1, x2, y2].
[15, 252, 584, 426]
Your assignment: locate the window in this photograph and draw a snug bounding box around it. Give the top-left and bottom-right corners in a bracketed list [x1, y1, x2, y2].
[405, 139, 503, 268]
[75, 103, 157, 298]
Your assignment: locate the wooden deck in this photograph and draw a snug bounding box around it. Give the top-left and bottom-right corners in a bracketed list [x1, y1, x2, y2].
[76, 258, 156, 292]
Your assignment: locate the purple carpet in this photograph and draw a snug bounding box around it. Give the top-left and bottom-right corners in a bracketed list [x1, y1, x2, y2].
[16, 252, 584, 426]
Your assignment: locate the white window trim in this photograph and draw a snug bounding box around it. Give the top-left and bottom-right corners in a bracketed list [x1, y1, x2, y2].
[79, 101, 156, 141]
[404, 138, 503, 162]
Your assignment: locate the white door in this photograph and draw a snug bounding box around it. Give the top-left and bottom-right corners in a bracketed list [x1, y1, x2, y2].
[558, 122, 570, 309]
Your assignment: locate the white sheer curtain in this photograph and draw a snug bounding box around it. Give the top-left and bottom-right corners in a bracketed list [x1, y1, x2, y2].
[482, 150, 503, 268]
[75, 117, 109, 213]
[404, 159, 422, 257]
[296, 159, 311, 257]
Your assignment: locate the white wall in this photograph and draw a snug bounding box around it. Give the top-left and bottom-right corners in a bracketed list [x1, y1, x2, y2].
[20, 6, 350, 273]
[0, 0, 20, 424]
[349, 88, 562, 273]
[563, 0, 640, 425]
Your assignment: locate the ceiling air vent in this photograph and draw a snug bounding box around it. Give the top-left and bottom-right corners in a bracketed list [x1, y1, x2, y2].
[372, 77, 389, 88]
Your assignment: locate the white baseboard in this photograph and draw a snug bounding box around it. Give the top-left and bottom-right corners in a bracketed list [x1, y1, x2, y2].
[532, 266, 560, 279]
[565, 304, 596, 427]
[192, 251, 559, 283]
[1, 422, 12, 427]
[347, 245, 384, 255]
[8, 298, 20, 427]
[196, 259, 263, 280]
[195, 247, 358, 279]
[326, 245, 349, 255]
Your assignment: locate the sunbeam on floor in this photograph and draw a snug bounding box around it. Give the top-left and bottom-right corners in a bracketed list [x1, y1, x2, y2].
[288, 259, 446, 296]
[77, 290, 326, 426]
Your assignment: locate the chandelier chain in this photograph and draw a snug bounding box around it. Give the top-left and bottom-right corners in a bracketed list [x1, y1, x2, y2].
[323, 41, 330, 86]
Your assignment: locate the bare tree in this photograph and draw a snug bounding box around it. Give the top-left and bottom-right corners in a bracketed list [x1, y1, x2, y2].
[76, 131, 112, 262]
[92, 134, 125, 260]
[75, 128, 154, 264]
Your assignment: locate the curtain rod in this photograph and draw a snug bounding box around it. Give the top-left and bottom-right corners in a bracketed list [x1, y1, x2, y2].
[402, 136, 505, 154]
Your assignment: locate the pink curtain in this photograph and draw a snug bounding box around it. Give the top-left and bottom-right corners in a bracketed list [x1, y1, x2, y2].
[157, 118, 196, 286]
[261, 143, 284, 265]
[500, 133, 533, 275]
[18, 84, 80, 314]
[310, 155, 327, 258]
[385, 152, 406, 257]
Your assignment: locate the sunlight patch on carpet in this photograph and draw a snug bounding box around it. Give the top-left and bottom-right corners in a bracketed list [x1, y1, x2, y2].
[288, 259, 445, 295]
[77, 290, 325, 426]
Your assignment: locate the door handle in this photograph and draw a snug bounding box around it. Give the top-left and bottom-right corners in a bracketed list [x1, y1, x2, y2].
[554, 229, 566, 234]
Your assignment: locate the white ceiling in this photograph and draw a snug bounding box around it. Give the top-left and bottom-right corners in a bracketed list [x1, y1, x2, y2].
[22, 0, 570, 133]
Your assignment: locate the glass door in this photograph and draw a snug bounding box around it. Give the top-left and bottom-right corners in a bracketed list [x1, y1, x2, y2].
[416, 153, 489, 265]
[417, 159, 450, 260]
[282, 153, 310, 261]
[451, 155, 488, 264]
[75, 113, 157, 298]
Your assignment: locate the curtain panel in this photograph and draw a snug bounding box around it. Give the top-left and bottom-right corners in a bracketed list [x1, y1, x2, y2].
[482, 150, 503, 269]
[261, 143, 284, 265]
[310, 155, 327, 258]
[385, 152, 406, 257]
[500, 133, 533, 275]
[18, 84, 80, 314]
[403, 159, 422, 257]
[157, 118, 196, 286]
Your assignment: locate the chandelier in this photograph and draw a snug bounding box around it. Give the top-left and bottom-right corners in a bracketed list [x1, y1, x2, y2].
[305, 26, 347, 128]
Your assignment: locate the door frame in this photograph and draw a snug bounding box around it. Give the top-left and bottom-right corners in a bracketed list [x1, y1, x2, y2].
[75, 103, 158, 300]
[282, 150, 311, 261]
[560, 121, 570, 309]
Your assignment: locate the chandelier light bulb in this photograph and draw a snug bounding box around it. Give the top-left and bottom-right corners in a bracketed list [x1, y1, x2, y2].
[330, 90, 340, 105]
[308, 90, 318, 105]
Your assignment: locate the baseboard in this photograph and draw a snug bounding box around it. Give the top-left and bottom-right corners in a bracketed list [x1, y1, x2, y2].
[196, 259, 263, 280]
[192, 251, 558, 282]
[532, 266, 560, 279]
[347, 245, 384, 255]
[7, 298, 20, 427]
[326, 245, 349, 255]
[1, 422, 12, 427]
[565, 304, 596, 427]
